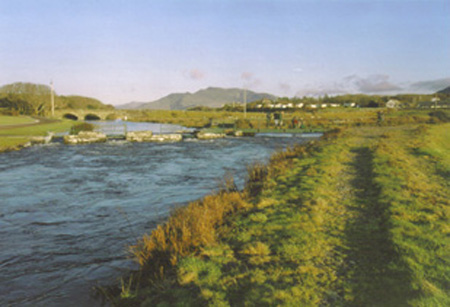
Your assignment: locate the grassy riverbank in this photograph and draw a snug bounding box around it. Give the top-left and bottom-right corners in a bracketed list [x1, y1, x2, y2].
[108, 122, 449, 306]
[0, 115, 36, 126]
[0, 115, 73, 152]
[123, 108, 437, 130]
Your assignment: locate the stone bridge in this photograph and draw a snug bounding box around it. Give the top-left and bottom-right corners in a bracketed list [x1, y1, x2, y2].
[54, 109, 128, 121]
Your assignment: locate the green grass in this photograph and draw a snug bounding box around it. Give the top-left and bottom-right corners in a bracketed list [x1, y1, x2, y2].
[371, 126, 450, 306]
[0, 120, 73, 136]
[123, 108, 436, 131]
[202, 127, 324, 134]
[0, 116, 74, 152]
[0, 115, 36, 126]
[415, 123, 450, 174]
[0, 136, 30, 152]
[109, 123, 449, 306]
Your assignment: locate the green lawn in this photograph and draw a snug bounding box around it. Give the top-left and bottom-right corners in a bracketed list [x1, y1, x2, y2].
[0, 120, 73, 136]
[0, 117, 74, 152]
[0, 115, 36, 126]
[0, 136, 30, 152]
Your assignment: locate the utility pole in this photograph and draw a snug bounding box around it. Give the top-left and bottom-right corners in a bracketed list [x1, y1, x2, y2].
[243, 88, 247, 118]
[50, 80, 55, 117]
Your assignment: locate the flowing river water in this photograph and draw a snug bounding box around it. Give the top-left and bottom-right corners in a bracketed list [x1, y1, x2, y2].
[0, 121, 320, 306]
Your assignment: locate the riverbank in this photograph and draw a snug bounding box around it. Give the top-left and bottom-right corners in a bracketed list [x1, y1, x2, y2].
[108, 123, 450, 306]
[1, 109, 447, 153]
[0, 131, 316, 306]
[0, 116, 73, 153]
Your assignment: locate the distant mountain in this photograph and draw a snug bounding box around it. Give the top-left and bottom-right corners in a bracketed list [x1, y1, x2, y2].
[118, 87, 277, 110]
[115, 101, 147, 110]
[437, 85, 450, 94]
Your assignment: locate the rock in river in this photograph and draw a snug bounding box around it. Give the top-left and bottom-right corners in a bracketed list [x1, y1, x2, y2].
[126, 131, 182, 142]
[196, 131, 226, 140]
[126, 131, 154, 142]
[64, 131, 107, 145]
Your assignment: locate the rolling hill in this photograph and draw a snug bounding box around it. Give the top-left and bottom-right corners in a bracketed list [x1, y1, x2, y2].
[117, 87, 277, 110]
[0, 82, 113, 115]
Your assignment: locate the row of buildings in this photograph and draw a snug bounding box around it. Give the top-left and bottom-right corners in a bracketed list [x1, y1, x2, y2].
[251, 97, 449, 110]
[253, 100, 357, 110]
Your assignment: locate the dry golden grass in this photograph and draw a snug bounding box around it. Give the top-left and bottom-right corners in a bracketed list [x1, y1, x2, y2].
[131, 191, 250, 270]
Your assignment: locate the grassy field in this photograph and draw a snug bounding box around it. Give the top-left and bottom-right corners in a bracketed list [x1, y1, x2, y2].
[123, 108, 443, 131]
[0, 115, 36, 126]
[52, 107, 445, 131]
[108, 122, 449, 306]
[0, 120, 73, 136]
[0, 116, 74, 152]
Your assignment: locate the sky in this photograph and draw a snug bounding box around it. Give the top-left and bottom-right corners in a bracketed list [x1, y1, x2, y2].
[1, 0, 449, 105]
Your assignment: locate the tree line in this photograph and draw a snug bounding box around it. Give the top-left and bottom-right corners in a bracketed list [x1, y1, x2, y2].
[0, 82, 113, 116]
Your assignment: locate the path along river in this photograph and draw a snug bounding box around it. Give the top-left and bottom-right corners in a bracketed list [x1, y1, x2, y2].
[0, 121, 320, 306]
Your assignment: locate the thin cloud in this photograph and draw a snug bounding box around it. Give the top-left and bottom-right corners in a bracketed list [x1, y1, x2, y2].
[295, 74, 402, 97]
[295, 85, 345, 97]
[252, 78, 262, 87]
[279, 82, 291, 93]
[241, 72, 253, 81]
[186, 69, 205, 80]
[241, 72, 262, 88]
[352, 74, 401, 93]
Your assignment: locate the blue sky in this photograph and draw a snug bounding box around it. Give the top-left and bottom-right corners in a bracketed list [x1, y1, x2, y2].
[1, 0, 449, 105]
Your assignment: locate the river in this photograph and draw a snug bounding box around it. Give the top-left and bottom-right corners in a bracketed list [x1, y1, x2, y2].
[0, 122, 320, 306]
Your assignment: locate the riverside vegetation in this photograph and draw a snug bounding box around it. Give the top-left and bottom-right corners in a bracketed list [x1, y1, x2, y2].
[0, 115, 74, 152]
[1, 108, 440, 153]
[1, 107, 449, 305]
[122, 108, 436, 130]
[107, 114, 450, 306]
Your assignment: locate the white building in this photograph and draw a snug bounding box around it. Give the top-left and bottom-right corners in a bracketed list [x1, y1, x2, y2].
[386, 99, 400, 108]
[431, 97, 440, 102]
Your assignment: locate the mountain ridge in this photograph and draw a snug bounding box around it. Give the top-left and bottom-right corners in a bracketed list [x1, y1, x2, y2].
[116, 87, 277, 110]
[437, 85, 450, 94]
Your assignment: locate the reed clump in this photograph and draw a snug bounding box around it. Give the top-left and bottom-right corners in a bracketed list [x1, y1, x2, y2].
[131, 191, 251, 270]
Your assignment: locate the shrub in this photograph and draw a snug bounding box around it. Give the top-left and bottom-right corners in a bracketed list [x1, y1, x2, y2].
[235, 118, 253, 129]
[105, 113, 120, 120]
[70, 122, 95, 135]
[429, 110, 450, 123]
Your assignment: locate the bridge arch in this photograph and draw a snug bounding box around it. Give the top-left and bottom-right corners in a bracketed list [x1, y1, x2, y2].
[84, 113, 101, 121]
[63, 113, 79, 120]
